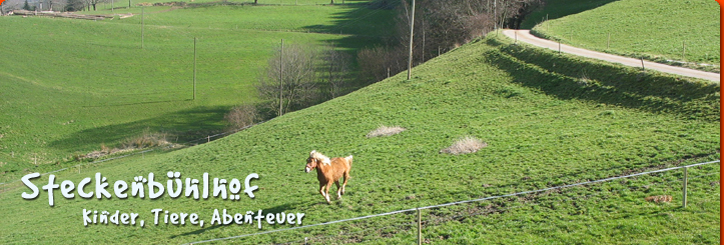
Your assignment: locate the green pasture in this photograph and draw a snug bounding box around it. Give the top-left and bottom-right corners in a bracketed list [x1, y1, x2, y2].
[86, 0, 364, 13]
[1, 32, 718, 243]
[0, 2, 395, 182]
[520, 0, 618, 29]
[531, 0, 720, 68]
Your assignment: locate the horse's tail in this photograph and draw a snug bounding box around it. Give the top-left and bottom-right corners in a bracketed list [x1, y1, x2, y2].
[345, 155, 353, 165]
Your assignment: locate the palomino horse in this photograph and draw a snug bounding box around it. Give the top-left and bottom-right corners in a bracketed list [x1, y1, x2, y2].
[304, 150, 353, 204]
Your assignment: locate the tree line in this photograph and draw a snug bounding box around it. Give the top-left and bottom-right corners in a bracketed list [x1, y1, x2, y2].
[227, 0, 543, 129]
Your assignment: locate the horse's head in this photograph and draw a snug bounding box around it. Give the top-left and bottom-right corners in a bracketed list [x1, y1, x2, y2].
[305, 150, 320, 173]
[305, 150, 331, 172]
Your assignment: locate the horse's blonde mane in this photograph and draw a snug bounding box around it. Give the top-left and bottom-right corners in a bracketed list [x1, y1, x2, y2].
[310, 150, 331, 165]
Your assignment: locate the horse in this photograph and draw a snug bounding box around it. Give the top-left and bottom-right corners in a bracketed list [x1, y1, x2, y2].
[304, 150, 353, 204]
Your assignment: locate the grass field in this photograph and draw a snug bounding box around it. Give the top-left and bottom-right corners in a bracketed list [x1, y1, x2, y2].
[0, 2, 395, 182]
[530, 0, 720, 70]
[0, 31, 718, 243]
[520, 0, 617, 29]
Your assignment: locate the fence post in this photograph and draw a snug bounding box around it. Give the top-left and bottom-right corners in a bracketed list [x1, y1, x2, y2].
[607, 32, 610, 50]
[558, 40, 561, 54]
[682, 167, 688, 208]
[640, 57, 645, 71]
[682, 41, 686, 62]
[417, 208, 422, 245]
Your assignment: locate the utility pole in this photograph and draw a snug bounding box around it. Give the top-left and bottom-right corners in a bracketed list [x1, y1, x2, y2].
[141, 6, 144, 49]
[193, 37, 197, 100]
[406, 0, 415, 80]
[279, 39, 284, 117]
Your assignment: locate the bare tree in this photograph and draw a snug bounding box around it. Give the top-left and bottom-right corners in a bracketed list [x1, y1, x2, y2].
[257, 44, 320, 117]
[321, 47, 351, 98]
[357, 46, 407, 83]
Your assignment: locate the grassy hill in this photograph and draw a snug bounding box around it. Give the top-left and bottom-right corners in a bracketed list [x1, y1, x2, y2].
[0, 30, 718, 244]
[530, 0, 720, 71]
[0, 2, 395, 182]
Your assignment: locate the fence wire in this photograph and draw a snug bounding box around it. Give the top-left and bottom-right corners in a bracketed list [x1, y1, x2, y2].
[185, 160, 720, 244]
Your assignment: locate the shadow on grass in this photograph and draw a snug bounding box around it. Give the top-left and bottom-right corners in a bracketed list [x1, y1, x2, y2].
[48, 106, 230, 153]
[520, 0, 619, 29]
[302, 0, 397, 50]
[82, 99, 194, 107]
[170, 224, 225, 239]
[483, 39, 720, 121]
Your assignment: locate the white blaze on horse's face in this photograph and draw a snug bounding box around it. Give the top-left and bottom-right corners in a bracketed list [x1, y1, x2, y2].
[305, 157, 315, 173]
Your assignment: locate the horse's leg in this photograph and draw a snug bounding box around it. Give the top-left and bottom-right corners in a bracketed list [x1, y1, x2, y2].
[335, 180, 342, 199]
[319, 182, 330, 204]
[322, 182, 332, 204]
[341, 171, 350, 195]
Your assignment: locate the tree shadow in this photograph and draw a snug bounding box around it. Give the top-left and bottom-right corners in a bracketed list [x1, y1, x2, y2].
[48, 106, 230, 153]
[520, 0, 620, 29]
[82, 99, 193, 107]
[482, 39, 720, 121]
[303, 0, 398, 51]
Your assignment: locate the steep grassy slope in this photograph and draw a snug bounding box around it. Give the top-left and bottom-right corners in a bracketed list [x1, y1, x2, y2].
[0, 33, 718, 243]
[0, 2, 395, 182]
[531, 0, 720, 70]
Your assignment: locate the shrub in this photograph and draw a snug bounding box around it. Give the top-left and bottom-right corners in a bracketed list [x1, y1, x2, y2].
[366, 125, 406, 138]
[440, 136, 487, 155]
[121, 132, 170, 149]
[224, 103, 258, 130]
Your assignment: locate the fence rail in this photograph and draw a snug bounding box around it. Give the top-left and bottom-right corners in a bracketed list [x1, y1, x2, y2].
[185, 160, 720, 244]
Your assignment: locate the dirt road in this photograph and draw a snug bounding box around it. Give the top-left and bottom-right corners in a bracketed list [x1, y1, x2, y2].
[502, 29, 720, 83]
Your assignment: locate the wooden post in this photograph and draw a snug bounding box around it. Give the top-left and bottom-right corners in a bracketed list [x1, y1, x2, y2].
[640, 57, 645, 71]
[407, 0, 416, 80]
[207, 135, 210, 143]
[193, 37, 197, 100]
[494, 0, 497, 31]
[607, 32, 610, 49]
[279, 39, 284, 117]
[514, 30, 517, 44]
[682, 167, 688, 208]
[558, 40, 561, 54]
[141, 6, 144, 49]
[417, 208, 422, 245]
[421, 21, 426, 61]
[546, 14, 549, 31]
[682, 41, 686, 62]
